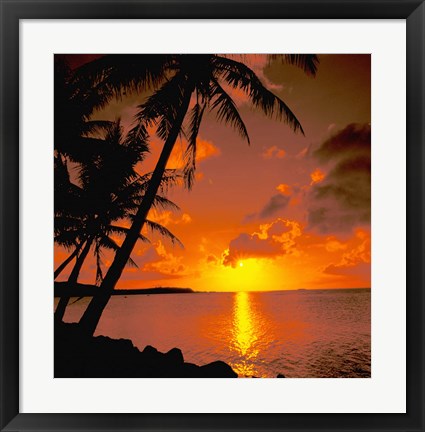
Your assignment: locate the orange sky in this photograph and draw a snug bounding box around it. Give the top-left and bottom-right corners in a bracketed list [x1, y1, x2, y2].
[55, 54, 371, 291]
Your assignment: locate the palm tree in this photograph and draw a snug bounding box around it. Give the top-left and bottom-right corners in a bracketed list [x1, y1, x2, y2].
[54, 153, 86, 278]
[54, 119, 182, 321]
[55, 216, 181, 322]
[76, 54, 318, 336]
[54, 57, 117, 279]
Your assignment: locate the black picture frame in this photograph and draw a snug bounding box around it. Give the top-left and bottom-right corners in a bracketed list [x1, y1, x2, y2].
[1, 1, 423, 431]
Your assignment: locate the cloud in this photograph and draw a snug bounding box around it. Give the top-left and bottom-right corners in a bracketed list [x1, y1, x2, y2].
[223, 218, 302, 267]
[140, 241, 188, 278]
[310, 168, 326, 184]
[325, 238, 347, 252]
[322, 262, 371, 278]
[322, 229, 371, 276]
[206, 254, 219, 264]
[262, 145, 286, 159]
[166, 137, 220, 169]
[148, 210, 192, 227]
[244, 193, 291, 222]
[259, 194, 291, 218]
[307, 123, 371, 233]
[314, 123, 370, 162]
[276, 183, 292, 196]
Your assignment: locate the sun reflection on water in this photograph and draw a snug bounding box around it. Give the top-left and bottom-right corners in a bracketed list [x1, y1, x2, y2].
[230, 291, 260, 377]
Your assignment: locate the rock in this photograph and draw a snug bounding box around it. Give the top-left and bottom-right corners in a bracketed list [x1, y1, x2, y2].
[54, 321, 237, 378]
[199, 361, 238, 378]
[182, 362, 200, 376]
[165, 348, 184, 365]
[142, 345, 159, 356]
[277, 373, 285, 378]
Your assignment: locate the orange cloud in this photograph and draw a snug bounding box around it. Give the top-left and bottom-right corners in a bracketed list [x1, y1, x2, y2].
[340, 229, 371, 266]
[148, 210, 192, 227]
[166, 138, 220, 170]
[325, 237, 348, 252]
[262, 145, 286, 159]
[276, 183, 292, 196]
[196, 139, 221, 161]
[310, 168, 326, 184]
[323, 229, 371, 275]
[142, 241, 187, 277]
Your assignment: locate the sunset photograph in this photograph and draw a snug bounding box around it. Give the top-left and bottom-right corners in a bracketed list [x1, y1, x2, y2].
[54, 53, 371, 378]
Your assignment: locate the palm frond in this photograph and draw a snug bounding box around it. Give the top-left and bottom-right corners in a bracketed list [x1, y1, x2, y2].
[81, 120, 114, 137]
[209, 77, 250, 142]
[72, 54, 177, 113]
[145, 219, 183, 248]
[152, 195, 181, 211]
[99, 233, 140, 269]
[124, 123, 150, 159]
[126, 256, 139, 268]
[213, 56, 304, 135]
[108, 224, 151, 243]
[135, 72, 187, 141]
[267, 54, 319, 77]
[183, 100, 207, 189]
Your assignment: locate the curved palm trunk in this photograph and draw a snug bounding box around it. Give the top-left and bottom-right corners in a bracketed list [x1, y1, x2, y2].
[55, 238, 92, 322]
[78, 81, 195, 336]
[54, 241, 84, 279]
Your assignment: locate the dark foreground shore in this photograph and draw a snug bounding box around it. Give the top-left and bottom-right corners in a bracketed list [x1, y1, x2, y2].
[55, 322, 237, 378]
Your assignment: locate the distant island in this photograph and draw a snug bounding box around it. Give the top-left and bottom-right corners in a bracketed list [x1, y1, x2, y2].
[54, 282, 194, 298]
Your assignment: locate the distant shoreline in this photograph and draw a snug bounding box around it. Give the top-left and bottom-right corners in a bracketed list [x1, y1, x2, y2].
[54, 282, 370, 298]
[54, 282, 194, 298]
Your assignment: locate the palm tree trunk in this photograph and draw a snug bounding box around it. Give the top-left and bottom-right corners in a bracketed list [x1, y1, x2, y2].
[78, 81, 195, 336]
[54, 241, 83, 279]
[55, 238, 92, 322]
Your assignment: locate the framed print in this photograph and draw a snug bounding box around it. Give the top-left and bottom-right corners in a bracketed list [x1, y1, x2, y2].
[1, 0, 424, 431]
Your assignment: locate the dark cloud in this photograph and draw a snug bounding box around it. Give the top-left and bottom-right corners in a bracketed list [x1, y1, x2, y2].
[244, 193, 290, 222]
[223, 219, 301, 267]
[308, 123, 371, 233]
[223, 233, 282, 267]
[259, 194, 291, 218]
[314, 123, 370, 162]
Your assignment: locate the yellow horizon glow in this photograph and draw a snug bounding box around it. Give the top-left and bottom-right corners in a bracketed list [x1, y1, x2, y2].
[205, 258, 283, 292]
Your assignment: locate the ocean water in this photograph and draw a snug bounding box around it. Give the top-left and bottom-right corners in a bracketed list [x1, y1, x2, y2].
[57, 288, 371, 378]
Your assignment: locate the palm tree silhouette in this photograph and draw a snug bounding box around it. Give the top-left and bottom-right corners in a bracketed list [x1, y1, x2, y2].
[54, 119, 182, 321]
[54, 57, 117, 279]
[76, 54, 318, 336]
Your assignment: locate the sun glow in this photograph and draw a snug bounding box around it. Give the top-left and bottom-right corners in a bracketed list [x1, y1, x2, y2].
[221, 258, 272, 291]
[193, 256, 293, 292]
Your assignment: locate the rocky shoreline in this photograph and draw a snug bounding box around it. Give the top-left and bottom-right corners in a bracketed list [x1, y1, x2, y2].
[55, 322, 238, 378]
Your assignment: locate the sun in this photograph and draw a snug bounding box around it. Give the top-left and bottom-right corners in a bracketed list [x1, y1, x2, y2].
[238, 261, 244, 268]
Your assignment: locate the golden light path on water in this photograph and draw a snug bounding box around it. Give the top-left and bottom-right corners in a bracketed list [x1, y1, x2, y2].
[230, 291, 268, 377]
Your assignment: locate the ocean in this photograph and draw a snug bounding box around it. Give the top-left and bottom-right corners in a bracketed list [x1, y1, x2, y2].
[56, 288, 371, 378]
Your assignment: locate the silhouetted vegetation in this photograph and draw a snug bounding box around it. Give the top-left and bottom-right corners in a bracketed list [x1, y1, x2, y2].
[54, 54, 318, 377]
